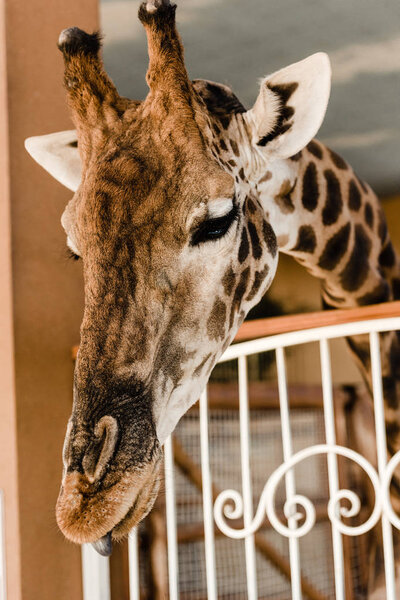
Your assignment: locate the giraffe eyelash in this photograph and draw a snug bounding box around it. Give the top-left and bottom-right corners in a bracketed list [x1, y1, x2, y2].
[190, 203, 239, 246]
[66, 247, 81, 261]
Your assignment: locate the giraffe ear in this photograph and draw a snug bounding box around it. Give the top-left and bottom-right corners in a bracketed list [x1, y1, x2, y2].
[24, 130, 81, 192]
[246, 53, 331, 159]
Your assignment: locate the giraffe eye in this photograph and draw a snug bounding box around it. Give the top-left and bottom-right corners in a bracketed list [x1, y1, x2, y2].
[190, 204, 239, 246]
[66, 247, 81, 261]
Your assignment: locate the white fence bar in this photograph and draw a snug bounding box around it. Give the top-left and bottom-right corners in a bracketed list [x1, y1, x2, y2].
[81, 544, 110, 600]
[199, 388, 218, 600]
[319, 338, 345, 600]
[128, 528, 140, 600]
[238, 355, 258, 599]
[0, 491, 6, 600]
[370, 331, 396, 599]
[220, 316, 400, 362]
[164, 434, 179, 600]
[275, 347, 302, 600]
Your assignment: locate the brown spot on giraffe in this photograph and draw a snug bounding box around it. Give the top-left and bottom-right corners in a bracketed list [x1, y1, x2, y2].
[301, 162, 319, 211]
[378, 208, 388, 243]
[219, 138, 228, 152]
[357, 281, 390, 306]
[275, 179, 296, 214]
[328, 148, 348, 170]
[340, 224, 371, 291]
[246, 264, 270, 301]
[322, 169, 342, 225]
[193, 353, 213, 378]
[207, 297, 227, 340]
[392, 278, 400, 300]
[348, 179, 361, 211]
[291, 225, 317, 253]
[246, 197, 257, 214]
[289, 150, 302, 161]
[222, 265, 236, 296]
[230, 139, 240, 156]
[229, 267, 251, 328]
[258, 170, 272, 184]
[238, 227, 250, 263]
[318, 223, 351, 271]
[364, 202, 374, 229]
[262, 221, 277, 257]
[247, 220, 263, 259]
[307, 140, 323, 159]
[379, 241, 396, 268]
[219, 115, 230, 129]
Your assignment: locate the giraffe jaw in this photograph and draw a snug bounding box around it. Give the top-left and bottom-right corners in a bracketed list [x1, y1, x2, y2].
[90, 473, 161, 557]
[56, 451, 161, 550]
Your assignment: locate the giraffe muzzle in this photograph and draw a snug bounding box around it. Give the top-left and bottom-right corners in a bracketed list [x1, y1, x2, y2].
[56, 448, 161, 547]
[57, 404, 161, 548]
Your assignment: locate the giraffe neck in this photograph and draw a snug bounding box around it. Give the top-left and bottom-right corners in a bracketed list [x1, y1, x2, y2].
[255, 139, 400, 308]
[255, 140, 400, 497]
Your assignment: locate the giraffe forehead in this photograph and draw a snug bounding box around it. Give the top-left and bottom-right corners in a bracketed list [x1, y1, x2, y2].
[73, 159, 236, 240]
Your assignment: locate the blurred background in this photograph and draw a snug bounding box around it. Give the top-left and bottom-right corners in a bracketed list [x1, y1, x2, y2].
[0, 0, 399, 598]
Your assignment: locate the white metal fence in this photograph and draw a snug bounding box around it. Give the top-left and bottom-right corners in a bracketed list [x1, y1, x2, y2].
[80, 315, 400, 600]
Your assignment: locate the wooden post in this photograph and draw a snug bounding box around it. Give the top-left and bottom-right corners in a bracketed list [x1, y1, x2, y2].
[147, 501, 169, 600]
[0, 0, 98, 598]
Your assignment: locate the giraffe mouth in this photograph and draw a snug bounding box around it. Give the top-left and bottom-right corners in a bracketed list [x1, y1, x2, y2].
[90, 490, 145, 556]
[56, 452, 161, 551]
[90, 467, 161, 556]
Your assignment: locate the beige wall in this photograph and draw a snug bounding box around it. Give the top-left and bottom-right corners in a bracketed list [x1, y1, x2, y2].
[0, 1, 20, 597]
[0, 1, 98, 598]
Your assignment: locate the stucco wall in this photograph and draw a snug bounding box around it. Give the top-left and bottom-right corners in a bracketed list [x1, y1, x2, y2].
[0, 1, 98, 598]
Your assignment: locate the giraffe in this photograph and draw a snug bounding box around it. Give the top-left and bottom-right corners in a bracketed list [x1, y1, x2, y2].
[25, 0, 400, 567]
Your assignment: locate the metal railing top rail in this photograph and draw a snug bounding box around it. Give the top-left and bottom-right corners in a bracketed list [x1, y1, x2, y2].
[221, 314, 400, 363]
[234, 300, 400, 342]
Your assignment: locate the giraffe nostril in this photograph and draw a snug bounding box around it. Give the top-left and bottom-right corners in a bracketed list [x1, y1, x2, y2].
[82, 416, 119, 483]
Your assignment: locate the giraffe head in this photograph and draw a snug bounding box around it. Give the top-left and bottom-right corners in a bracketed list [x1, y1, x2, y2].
[25, 0, 330, 553]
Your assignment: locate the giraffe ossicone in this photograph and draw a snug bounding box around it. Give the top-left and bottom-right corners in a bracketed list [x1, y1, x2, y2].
[25, 0, 400, 556]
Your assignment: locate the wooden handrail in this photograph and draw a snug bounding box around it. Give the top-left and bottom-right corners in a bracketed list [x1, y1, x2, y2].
[71, 301, 400, 359]
[192, 382, 324, 411]
[234, 300, 400, 342]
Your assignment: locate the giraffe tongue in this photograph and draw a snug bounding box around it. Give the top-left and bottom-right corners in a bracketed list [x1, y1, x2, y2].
[91, 531, 113, 556]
